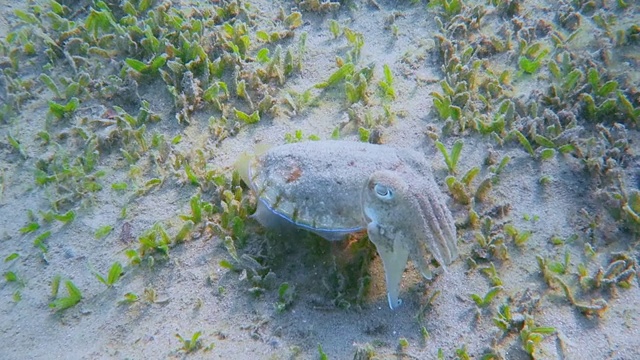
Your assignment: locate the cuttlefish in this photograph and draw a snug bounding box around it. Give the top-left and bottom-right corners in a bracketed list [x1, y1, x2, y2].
[236, 140, 458, 309]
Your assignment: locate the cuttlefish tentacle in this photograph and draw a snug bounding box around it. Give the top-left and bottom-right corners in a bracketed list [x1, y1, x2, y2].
[362, 169, 458, 309]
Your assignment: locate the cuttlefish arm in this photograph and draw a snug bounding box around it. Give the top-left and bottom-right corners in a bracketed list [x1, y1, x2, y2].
[408, 174, 458, 276]
[363, 170, 458, 310]
[366, 221, 410, 309]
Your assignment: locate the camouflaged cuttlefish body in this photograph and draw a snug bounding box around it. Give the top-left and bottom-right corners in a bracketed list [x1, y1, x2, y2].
[237, 140, 458, 309]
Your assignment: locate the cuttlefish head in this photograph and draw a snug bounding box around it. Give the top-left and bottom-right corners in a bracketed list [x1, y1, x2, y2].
[362, 169, 458, 310]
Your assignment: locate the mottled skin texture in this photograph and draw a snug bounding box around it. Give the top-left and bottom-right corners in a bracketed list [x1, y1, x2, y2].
[243, 141, 458, 309]
[362, 170, 458, 308]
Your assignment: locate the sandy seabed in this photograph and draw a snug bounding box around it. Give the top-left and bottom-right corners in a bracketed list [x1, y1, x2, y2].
[1, 0, 639, 359]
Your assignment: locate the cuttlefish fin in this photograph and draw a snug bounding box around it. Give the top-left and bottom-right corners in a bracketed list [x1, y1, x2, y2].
[367, 223, 410, 310]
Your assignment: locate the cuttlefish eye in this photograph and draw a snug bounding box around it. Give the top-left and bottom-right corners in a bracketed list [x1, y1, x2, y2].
[374, 183, 393, 200]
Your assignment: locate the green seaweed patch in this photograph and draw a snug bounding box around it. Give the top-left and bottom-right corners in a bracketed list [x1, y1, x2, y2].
[94, 225, 113, 239]
[6, 133, 27, 159]
[377, 64, 396, 100]
[48, 97, 78, 120]
[284, 130, 320, 143]
[470, 286, 503, 308]
[519, 317, 555, 357]
[435, 139, 463, 174]
[315, 62, 355, 89]
[124, 54, 167, 75]
[49, 276, 82, 312]
[428, 0, 464, 20]
[175, 331, 204, 353]
[517, 42, 549, 75]
[233, 108, 260, 124]
[93, 261, 124, 288]
[275, 282, 295, 312]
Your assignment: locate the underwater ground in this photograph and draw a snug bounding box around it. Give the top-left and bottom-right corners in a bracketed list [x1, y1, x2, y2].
[0, 0, 639, 359]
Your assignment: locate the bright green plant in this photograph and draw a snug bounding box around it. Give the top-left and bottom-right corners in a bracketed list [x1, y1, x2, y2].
[435, 139, 464, 174]
[49, 277, 82, 312]
[176, 331, 202, 353]
[520, 317, 555, 356]
[378, 64, 396, 100]
[470, 286, 503, 307]
[48, 97, 79, 119]
[93, 261, 124, 288]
